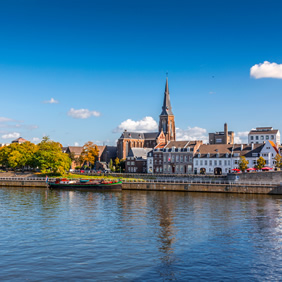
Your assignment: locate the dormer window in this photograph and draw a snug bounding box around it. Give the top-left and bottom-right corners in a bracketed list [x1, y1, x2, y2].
[197, 153, 201, 157]
[216, 153, 219, 158]
[207, 153, 210, 158]
[225, 153, 228, 157]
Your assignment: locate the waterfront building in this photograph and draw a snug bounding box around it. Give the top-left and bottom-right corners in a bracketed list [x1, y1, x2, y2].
[209, 123, 234, 144]
[125, 148, 152, 173]
[248, 127, 280, 146]
[117, 78, 175, 159]
[147, 150, 154, 173]
[162, 140, 202, 174]
[193, 141, 279, 175]
[152, 143, 166, 173]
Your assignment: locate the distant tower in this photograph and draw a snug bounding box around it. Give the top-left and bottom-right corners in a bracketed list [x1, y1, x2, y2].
[159, 77, 175, 143]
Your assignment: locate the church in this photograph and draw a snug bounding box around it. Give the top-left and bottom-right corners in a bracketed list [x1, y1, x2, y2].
[117, 78, 176, 159]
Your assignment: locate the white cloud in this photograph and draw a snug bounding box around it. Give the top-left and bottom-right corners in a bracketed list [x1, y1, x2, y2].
[74, 142, 80, 146]
[176, 126, 208, 143]
[43, 98, 59, 104]
[250, 61, 282, 79]
[0, 117, 13, 122]
[32, 137, 41, 143]
[68, 108, 101, 119]
[2, 132, 20, 139]
[113, 116, 158, 133]
[234, 131, 249, 144]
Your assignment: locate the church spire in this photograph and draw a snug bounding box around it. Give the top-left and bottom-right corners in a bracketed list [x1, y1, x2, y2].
[160, 77, 173, 116]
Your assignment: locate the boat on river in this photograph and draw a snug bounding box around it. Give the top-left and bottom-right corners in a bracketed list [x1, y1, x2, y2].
[48, 178, 122, 191]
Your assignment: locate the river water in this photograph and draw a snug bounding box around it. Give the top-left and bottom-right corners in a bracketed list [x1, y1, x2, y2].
[0, 187, 281, 281]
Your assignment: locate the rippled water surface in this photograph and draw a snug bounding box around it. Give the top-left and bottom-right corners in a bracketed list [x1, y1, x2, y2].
[0, 187, 282, 281]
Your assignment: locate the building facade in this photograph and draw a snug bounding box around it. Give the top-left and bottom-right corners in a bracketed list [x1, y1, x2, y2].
[125, 148, 151, 173]
[248, 127, 280, 146]
[209, 123, 234, 144]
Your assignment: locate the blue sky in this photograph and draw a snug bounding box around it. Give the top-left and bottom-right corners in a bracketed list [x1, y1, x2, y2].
[0, 0, 282, 146]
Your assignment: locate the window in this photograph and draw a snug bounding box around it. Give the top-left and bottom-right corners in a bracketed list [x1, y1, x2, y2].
[253, 160, 256, 165]
[224, 160, 227, 166]
[156, 167, 159, 172]
[180, 155, 183, 162]
[180, 165, 184, 172]
[251, 136, 254, 140]
[234, 160, 238, 165]
[163, 156, 166, 162]
[164, 165, 167, 172]
[172, 155, 175, 162]
[184, 156, 188, 162]
[205, 160, 207, 165]
[176, 165, 179, 172]
[149, 160, 152, 164]
[228, 160, 231, 165]
[209, 160, 212, 166]
[160, 167, 163, 173]
[189, 156, 192, 162]
[219, 160, 222, 165]
[261, 135, 264, 140]
[176, 155, 179, 162]
[195, 160, 198, 166]
[214, 160, 217, 166]
[131, 161, 134, 165]
[159, 160, 162, 164]
[127, 161, 130, 165]
[271, 135, 274, 140]
[266, 135, 269, 140]
[200, 160, 203, 166]
[256, 136, 259, 140]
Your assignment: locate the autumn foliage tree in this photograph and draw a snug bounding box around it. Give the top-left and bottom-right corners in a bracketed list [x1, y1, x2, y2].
[238, 156, 249, 172]
[274, 154, 282, 168]
[80, 141, 99, 169]
[34, 136, 71, 174]
[255, 156, 266, 170]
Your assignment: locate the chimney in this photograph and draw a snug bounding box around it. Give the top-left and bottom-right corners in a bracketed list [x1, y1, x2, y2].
[251, 143, 254, 150]
[224, 123, 228, 144]
[241, 144, 244, 151]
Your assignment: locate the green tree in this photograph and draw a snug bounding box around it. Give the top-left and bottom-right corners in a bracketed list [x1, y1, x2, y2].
[80, 141, 99, 168]
[238, 156, 249, 172]
[255, 156, 266, 170]
[109, 159, 114, 171]
[274, 154, 282, 168]
[34, 136, 71, 174]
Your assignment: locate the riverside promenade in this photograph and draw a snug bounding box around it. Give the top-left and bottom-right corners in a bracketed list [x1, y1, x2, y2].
[1, 174, 282, 194]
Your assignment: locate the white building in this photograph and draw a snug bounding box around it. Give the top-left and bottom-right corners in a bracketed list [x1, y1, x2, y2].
[248, 127, 280, 146]
[193, 142, 279, 175]
[147, 150, 154, 173]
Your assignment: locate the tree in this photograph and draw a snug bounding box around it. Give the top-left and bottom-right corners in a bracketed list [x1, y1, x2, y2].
[114, 157, 120, 172]
[274, 154, 282, 168]
[238, 156, 249, 172]
[34, 136, 71, 174]
[255, 156, 266, 170]
[80, 141, 99, 169]
[109, 159, 114, 171]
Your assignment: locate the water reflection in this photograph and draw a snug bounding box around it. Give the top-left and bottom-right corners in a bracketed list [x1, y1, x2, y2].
[0, 187, 281, 280]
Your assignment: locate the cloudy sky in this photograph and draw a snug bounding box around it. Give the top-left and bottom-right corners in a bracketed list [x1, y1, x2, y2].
[0, 0, 282, 146]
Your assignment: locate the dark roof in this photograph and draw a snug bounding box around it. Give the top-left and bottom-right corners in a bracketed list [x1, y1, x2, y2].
[249, 129, 278, 135]
[160, 77, 173, 116]
[119, 131, 159, 140]
[66, 146, 83, 155]
[194, 144, 264, 158]
[164, 140, 190, 148]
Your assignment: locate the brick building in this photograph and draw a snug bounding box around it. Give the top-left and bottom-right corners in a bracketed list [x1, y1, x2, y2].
[125, 148, 152, 173]
[209, 123, 234, 144]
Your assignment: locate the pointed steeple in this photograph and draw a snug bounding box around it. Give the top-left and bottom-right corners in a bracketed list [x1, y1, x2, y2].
[160, 77, 173, 116]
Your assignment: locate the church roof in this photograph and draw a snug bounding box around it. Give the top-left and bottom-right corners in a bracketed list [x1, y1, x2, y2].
[119, 131, 159, 140]
[160, 77, 173, 116]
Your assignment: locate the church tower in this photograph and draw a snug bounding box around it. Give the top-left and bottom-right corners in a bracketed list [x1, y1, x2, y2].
[159, 77, 175, 143]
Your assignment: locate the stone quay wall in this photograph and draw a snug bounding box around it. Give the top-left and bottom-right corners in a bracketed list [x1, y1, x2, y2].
[122, 182, 282, 195]
[0, 178, 47, 188]
[227, 171, 282, 184]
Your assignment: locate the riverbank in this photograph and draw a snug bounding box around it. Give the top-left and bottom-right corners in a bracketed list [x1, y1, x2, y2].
[1, 177, 282, 194]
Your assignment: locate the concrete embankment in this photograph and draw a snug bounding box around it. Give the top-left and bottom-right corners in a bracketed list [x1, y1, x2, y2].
[0, 178, 47, 188]
[122, 182, 282, 195]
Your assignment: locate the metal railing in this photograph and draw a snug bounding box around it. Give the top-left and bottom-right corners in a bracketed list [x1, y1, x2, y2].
[0, 177, 46, 181]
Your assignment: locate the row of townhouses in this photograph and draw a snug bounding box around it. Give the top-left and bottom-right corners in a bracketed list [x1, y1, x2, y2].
[125, 139, 279, 175]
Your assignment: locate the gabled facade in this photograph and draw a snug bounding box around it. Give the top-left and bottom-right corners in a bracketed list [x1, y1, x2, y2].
[125, 148, 151, 173]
